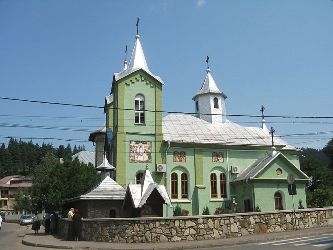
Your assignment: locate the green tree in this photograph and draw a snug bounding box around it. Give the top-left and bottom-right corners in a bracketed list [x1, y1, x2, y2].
[13, 189, 33, 213]
[31, 154, 100, 212]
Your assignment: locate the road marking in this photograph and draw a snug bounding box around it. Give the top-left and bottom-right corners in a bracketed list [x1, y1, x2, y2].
[273, 236, 330, 246]
[257, 234, 333, 246]
[258, 236, 312, 245]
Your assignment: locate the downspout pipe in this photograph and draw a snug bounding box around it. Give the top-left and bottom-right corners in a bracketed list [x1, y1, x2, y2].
[165, 140, 171, 217]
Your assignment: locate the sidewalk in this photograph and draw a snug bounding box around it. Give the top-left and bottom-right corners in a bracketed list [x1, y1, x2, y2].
[22, 225, 333, 250]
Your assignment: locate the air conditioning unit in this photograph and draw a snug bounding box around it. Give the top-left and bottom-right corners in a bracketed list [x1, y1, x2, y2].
[231, 166, 240, 174]
[156, 164, 167, 173]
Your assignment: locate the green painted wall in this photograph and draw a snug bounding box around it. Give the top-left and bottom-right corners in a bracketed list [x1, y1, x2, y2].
[254, 182, 307, 211]
[110, 70, 163, 187]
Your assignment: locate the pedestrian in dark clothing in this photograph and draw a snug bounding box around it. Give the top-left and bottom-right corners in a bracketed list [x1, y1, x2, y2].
[44, 213, 51, 234]
[72, 208, 82, 241]
[50, 212, 58, 234]
[32, 213, 41, 234]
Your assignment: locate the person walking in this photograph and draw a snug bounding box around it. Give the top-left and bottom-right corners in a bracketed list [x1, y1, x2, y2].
[32, 213, 41, 234]
[72, 208, 82, 241]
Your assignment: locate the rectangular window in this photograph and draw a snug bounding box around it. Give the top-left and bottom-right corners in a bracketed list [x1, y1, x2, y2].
[220, 173, 226, 198]
[135, 96, 145, 124]
[210, 173, 217, 198]
[181, 173, 188, 199]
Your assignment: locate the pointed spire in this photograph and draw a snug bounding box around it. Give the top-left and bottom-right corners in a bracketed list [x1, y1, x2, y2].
[96, 154, 115, 180]
[193, 58, 225, 98]
[127, 33, 149, 72]
[113, 19, 163, 84]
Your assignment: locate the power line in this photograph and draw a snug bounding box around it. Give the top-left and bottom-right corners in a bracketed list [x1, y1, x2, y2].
[2, 96, 333, 119]
[0, 135, 88, 143]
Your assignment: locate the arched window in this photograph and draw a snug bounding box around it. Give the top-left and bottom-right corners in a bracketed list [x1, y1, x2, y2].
[213, 97, 219, 109]
[210, 173, 217, 198]
[135, 94, 145, 124]
[171, 173, 178, 199]
[136, 172, 144, 184]
[220, 173, 226, 198]
[274, 192, 283, 210]
[195, 101, 199, 113]
[181, 173, 188, 198]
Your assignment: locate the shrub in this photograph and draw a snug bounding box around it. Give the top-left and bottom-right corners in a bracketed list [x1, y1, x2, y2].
[202, 206, 210, 215]
[298, 199, 304, 209]
[255, 205, 261, 212]
[173, 204, 182, 216]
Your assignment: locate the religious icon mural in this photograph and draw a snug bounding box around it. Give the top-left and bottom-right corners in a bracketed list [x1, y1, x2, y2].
[212, 152, 224, 163]
[129, 141, 152, 163]
[173, 151, 186, 162]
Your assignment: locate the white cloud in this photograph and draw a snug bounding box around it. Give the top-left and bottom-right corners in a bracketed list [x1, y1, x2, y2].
[196, 0, 206, 8]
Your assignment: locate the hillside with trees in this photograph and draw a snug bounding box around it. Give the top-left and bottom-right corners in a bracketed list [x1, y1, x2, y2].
[0, 138, 99, 214]
[300, 138, 333, 208]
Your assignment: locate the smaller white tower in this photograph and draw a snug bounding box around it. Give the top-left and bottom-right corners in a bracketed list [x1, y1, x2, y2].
[192, 59, 227, 123]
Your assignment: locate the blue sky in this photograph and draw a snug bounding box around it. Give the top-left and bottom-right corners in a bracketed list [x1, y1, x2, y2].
[0, 0, 332, 151]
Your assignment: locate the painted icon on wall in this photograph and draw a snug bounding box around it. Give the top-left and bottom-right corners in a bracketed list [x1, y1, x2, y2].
[129, 141, 152, 163]
[173, 151, 186, 162]
[212, 152, 224, 163]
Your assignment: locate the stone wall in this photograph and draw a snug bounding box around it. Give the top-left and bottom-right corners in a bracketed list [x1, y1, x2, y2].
[58, 207, 333, 243]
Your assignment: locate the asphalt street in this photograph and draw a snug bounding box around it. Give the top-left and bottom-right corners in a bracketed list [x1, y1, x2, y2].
[0, 222, 40, 250]
[198, 233, 333, 250]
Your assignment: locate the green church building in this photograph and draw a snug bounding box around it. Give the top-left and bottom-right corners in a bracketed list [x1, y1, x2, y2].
[89, 29, 309, 217]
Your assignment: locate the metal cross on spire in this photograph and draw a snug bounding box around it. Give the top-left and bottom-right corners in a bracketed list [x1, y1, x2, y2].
[206, 56, 210, 69]
[136, 17, 140, 35]
[260, 105, 265, 121]
[269, 126, 276, 147]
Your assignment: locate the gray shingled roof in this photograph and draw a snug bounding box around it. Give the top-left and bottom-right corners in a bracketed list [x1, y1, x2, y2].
[234, 152, 280, 182]
[234, 151, 309, 182]
[162, 114, 294, 149]
[72, 176, 126, 201]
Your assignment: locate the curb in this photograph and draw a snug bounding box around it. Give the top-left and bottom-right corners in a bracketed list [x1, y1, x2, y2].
[21, 226, 333, 250]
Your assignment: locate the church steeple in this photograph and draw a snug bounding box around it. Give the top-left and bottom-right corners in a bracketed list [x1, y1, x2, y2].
[193, 58, 227, 123]
[114, 19, 163, 84]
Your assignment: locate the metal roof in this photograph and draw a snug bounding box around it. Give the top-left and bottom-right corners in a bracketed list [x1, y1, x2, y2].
[162, 113, 295, 149]
[234, 151, 309, 182]
[76, 176, 126, 200]
[72, 151, 95, 166]
[96, 155, 115, 171]
[193, 68, 226, 100]
[114, 35, 163, 84]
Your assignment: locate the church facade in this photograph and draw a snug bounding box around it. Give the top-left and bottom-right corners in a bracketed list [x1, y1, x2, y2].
[90, 30, 308, 217]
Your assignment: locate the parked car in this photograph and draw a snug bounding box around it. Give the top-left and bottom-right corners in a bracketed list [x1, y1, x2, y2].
[19, 215, 33, 225]
[0, 212, 5, 222]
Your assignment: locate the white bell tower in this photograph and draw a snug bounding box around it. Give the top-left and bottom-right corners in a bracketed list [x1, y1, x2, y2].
[193, 58, 227, 124]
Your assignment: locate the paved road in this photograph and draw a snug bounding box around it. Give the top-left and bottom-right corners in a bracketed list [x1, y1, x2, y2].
[199, 233, 333, 250]
[0, 222, 38, 250]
